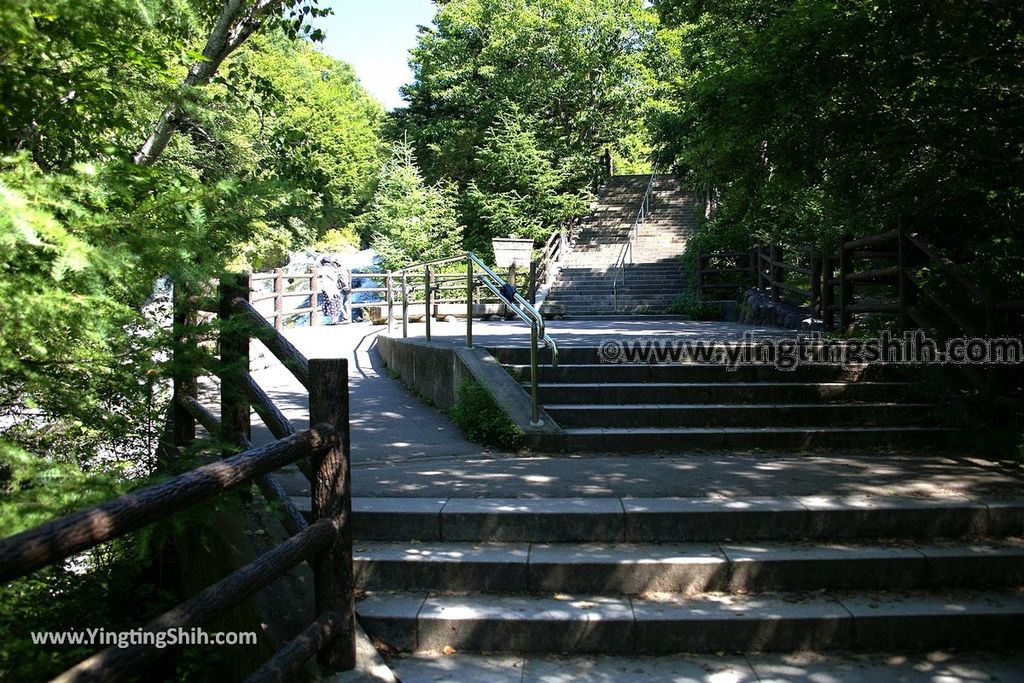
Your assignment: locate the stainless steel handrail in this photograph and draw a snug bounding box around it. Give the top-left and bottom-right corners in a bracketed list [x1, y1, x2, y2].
[385, 251, 558, 426]
[612, 168, 659, 312]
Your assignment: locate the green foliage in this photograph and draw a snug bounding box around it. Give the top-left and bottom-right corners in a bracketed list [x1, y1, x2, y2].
[463, 110, 590, 254]
[666, 291, 722, 321]
[358, 140, 464, 270]
[651, 0, 1024, 290]
[315, 226, 362, 253]
[396, 0, 657, 249]
[0, 2, 389, 678]
[0, 540, 176, 679]
[449, 377, 523, 450]
[0, 1, 192, 170]
[234, 34, 383, 235]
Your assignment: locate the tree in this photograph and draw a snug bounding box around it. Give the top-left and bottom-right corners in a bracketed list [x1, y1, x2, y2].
[394, 0, 657, 250]
[463, 110, 588, 251]
[132, 0, 331, 165]
[650, 0, 1024, 287]
[0, 0, 381, 509]
[357, 140, 464, 270]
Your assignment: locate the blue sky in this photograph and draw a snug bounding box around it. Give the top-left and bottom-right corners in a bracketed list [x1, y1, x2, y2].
[316, 1, 438, 110]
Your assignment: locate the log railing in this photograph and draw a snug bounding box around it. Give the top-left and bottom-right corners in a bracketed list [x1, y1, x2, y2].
[697, 229, 1023, 337]
[250, 267, 520, 328]
[0, 274, 356, 681]
[696, 250, 757, 300]
[528, 227, 568, 304]
[249, 268, 386, 330]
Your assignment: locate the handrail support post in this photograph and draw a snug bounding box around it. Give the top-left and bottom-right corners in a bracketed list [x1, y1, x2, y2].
[530, 324, 542, 426]
[386, 273, 394, 334]
[466, 259, 474, 349]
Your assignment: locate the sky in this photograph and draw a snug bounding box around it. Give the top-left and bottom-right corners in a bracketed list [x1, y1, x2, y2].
[315, 1, 438, 111]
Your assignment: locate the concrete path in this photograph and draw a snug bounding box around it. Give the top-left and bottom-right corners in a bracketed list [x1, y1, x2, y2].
[249, 321, 1024, 499]
[250, 323, 497, 461]
[390, 650, 1024, 682]
[388, 318, 798, 348]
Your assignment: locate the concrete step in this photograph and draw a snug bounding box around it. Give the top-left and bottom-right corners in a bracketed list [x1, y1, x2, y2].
[290, 496, 1024, 543]
[545, 402, 938, 428]
[563, 425, 955, 450]
[548, 287, 683, 294]
[506, 364, 893, 383]
[544, 298, 679, 308]
[532, 381, 919, 404]
[550, 278, 686, 286]
[353, 540, 1024, 594]
[391, 650, 1024, 682]
[555, 273, 686, 280]
[357, 589, 1024, 654]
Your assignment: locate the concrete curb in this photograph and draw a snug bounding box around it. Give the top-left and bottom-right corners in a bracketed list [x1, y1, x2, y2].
[375, 335, 565, 450]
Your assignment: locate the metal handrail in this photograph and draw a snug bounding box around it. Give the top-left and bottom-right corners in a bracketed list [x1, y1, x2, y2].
[612, 167, 659, 312]
[386, 252, 558, 426]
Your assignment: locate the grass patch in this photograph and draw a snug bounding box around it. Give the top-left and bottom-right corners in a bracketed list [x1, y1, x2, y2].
[449, 378, 522, 450]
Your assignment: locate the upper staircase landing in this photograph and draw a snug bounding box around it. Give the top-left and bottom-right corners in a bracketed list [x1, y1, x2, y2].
[547, 174, 702, 316]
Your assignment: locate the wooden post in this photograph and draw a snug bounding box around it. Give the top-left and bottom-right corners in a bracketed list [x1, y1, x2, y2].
[273, 268, 284, 331]
[757, 246, 766, 290]
[172, 280, 197, 455]
[308, 358, 354, 671]
[822, 255, 835, 331]
[219, 274, 251, 453]
[769, 245, 782, 301]
[839, 233, 854, 332]
[401, 271, 408, 338]
[310, 269, 320, 327]
[386, 273, 394, 333]
[696, 253, 705, 298]
[897, 219, 909, 331]
[425, 265, 433, 342]
[528, 260, 538, 305]
[810, 252, 823, 319]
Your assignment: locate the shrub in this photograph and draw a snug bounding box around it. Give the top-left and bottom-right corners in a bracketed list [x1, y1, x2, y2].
[666, 291, 722, 321]
[449, 378, 522, 450]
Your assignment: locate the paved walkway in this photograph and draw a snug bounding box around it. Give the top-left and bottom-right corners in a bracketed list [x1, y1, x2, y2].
[387, 317, 798, 347]
[250, 320, 1024, 500]
[389, 650, 1024, 682]
[253, 321, 1024, 682]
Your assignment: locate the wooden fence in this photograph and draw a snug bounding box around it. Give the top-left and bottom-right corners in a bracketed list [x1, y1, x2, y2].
[0, 275, 355, 682]
[697, 228, 1024, 336]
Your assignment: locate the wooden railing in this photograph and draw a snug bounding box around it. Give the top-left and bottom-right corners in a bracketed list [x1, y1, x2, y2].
[697, 230, 1024, 336]
[528, 228, 568, 304]
[248, 268, 385, 330]
[249, 266, 521, 329]
[696, 250, 756, 300]
[0, 274, 355, 682]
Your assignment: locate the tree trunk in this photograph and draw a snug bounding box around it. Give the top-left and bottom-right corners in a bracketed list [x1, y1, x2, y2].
[132, 0, 285, 165]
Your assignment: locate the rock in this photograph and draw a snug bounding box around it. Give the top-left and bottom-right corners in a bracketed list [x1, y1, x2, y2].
[540, 302, 567, 319]
[739, 287, 823, 331]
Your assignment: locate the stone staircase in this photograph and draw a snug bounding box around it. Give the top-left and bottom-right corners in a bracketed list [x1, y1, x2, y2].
[491, 344, 954, 451]
[546, 175, 700, 316]
[341, 495, 1024, 657]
